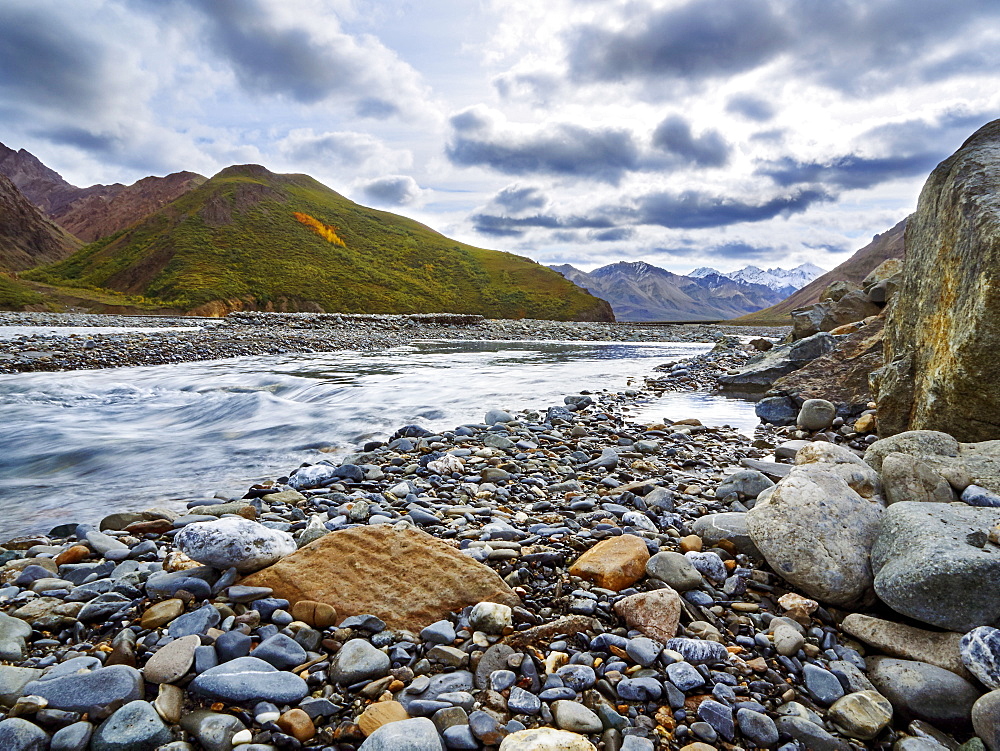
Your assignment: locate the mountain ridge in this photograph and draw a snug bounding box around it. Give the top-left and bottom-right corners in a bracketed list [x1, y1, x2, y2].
[549, 260, 816, 321]
[27, 164, 614, 320]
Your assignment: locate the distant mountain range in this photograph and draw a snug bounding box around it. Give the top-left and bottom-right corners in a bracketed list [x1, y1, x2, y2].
[689, 263, 825, 296]
[549, 261, 825, 321]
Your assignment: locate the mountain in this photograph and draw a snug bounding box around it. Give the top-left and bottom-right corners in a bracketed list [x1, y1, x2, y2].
[0, 142, 206, 242]
[689, 262, 825, 296]
[0, 173, 81, 272]
[735, 219, 907, 324]
[28, 164, 613, 320]
[52, 171, 206, 242]
[549, 261, 791, 321]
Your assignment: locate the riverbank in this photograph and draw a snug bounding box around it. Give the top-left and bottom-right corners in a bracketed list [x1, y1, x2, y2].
[0, 311, 787, 375]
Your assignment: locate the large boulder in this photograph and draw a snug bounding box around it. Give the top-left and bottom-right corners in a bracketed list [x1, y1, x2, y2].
[874, 119, 1000, 442]
[767, 318, 885, 414]
[746, 462, 885, 607]
[718, 332, 836, 393]
[866, 430, 1000, 495]
[240, 526, 519, 631]
[866, 657, 980, 731]
[870, 502, 1000, 631]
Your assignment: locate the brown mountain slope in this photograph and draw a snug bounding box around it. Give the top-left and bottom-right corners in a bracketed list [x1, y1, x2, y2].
[0, 142, 206, 241]
[734, 218, 907, 324]
[52, 171, 206, 242]
[0, 173, 81, 272]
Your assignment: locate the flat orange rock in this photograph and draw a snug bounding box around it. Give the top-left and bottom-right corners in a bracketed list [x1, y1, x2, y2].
[568, 534, 650, 591]
[612, 587, 681, 642]
[241, 526, 519, 631]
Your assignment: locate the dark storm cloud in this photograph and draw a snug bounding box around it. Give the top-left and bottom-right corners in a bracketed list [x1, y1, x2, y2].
[361, 176, 420, 205]
[726, 94, 776, 122]
[757, 154, 941, 191]
[493, 185, 547, 212]
[176, 0, 364, 104]
[0, 5, 110, 115]
[471, 211, 615, 237]
[565, 0, 1000, 95]
[652, 116, 731, 168]
[630, 188, 830, 229]
[447, 109, 641, 184]
[708, 242, 777, 260]
[590, 227, 634, 242]
[567, 0, 787, 84]
[35, 127, 119, 154]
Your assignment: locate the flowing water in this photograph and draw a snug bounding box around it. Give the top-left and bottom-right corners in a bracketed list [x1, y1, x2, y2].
[0, 338, 758, 536]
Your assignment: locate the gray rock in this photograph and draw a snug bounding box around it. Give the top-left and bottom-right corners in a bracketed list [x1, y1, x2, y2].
[665, 661, 704, 691]
[188, 656, 309, 703]
[797, 399, 837, 431]
[716, 470, 774, 500]
[85, 530, 129, 555]
[755, 395, 798, 426]
[0, 666, 43, 707]
[737, 708, 779, 747]
[645, 551, 702, 591]
[865, 430, 961, 473]
[551, 700, 603, 733]
[747, 464, 884, 606]
[691, 512, 763, 559]
[91, 700, 171, 751]
[168, 603, 221, 637]
[175, 518, 296, 573]
[359, 717, 444, 750]
[484, 409, 514, 425]
[803, 662, 845, 705]
[775, 715, 850, 751]
[179, 709, 247, 751]
[718, 332, 837, 393]
[50, 721, 93, 751]
[972, 689, 1000, 751]
[827, 690, 894, 740]
[23, 664, 143, 719]
[328, 639, 390, 684]
[882, 453, 956, 504]
[644, 486, 674, 511]
[251, 633, 307, 670]
[666, 638, 728, 664]
[867, 656, 980, 731]
[961, 627, 1000, 689]
[871, 502, 1000, 631]
[0, 718, 49, 751]
[143, 634, 199, 684]
[964, 485, 1000, 507]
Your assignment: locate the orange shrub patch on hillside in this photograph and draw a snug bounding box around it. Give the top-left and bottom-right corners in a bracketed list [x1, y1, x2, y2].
[294, 212, 346, 247]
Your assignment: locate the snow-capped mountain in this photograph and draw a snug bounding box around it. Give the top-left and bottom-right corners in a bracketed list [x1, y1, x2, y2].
[549, 261, 802, 321]
[690, 263, 825, 294]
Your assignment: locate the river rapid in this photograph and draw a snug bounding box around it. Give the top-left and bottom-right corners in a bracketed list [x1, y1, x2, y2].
[0, 338, 759, 535]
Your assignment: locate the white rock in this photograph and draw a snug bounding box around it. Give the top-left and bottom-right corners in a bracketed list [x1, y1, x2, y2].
[175, 518, 296, 573]
[232, 728, 253, 745]
[499, 727, 597, 750]
[469, 602, 513, 634]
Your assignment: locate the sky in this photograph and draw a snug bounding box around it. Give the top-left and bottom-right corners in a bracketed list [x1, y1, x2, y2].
[1, 0, 997, 273]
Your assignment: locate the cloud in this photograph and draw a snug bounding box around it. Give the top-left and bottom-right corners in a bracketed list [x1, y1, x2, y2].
[757, 154, 941, 190]
[726, 94, 776, 122]
[446, 106, 641, 184]
[279, 129, 412, 174]
[567, 0, 788, 84]
[590, 227, 634, 242]
[471, 210, 615, 237]
[652, 116, 731, 167]
[630, 188, 831, 229]
[493, 184, 547, 212]
[563, 0, 1000, 96]
[361, 175, 422, 206]
[162, 0, 427, 113]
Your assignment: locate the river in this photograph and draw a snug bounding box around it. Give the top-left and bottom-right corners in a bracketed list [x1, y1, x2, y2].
[0, 338, 758, 536]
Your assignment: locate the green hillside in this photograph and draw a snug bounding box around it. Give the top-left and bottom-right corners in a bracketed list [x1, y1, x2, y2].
[26, 165, 613, 321]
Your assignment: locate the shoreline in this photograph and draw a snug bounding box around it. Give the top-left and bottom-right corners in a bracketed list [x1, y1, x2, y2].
[0, 311, 787, 375]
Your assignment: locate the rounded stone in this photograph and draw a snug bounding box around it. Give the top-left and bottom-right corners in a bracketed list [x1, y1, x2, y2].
[645, 552, 703, 591]
[552, 700, 603, 733]
[358, 716, 444, 750]
[499, 727, 597, 750]
[0, 718, 49, 751]
[828, 690, 893, 740]
[867, 656, 980, 731]
[143, 634, 199, 684]
[797, 399, 838, 431]
[175, 518, 296, 573]
[91, 700, 172, 751]
[328, 639, 391, 684]
[469, 602, 513, 634]
[972, 689, 1000, 751]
